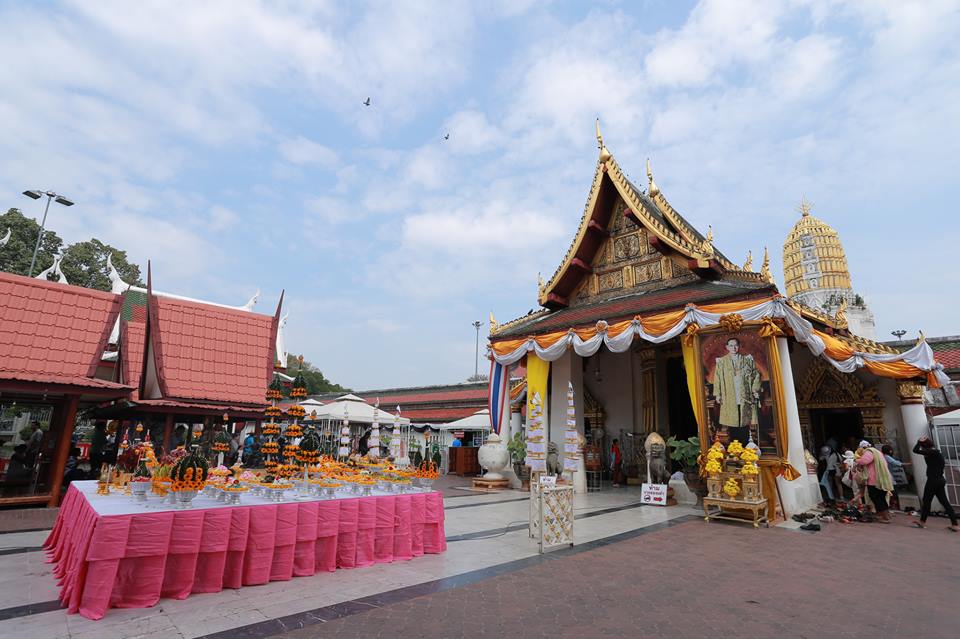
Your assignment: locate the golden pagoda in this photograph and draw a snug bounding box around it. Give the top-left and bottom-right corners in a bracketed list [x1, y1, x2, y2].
[782, 198, 876, 339]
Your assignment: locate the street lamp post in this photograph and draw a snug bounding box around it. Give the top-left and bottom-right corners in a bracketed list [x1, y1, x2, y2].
[472, 320, 483, 379]
[890, 330, 907, 341]
[22, 189, 74, 277]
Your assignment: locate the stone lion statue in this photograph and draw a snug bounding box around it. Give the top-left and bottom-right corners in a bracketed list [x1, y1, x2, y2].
[546, 441, 563, 476]
[645, 432, 670, 485]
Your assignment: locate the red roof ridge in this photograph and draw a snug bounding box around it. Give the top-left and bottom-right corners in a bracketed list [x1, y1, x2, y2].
[0, 270, 121, 302]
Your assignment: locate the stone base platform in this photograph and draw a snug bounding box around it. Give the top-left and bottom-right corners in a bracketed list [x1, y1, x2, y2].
[472, 477, 510, 490]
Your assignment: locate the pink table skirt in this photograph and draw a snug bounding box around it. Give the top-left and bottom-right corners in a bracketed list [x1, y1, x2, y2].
[44, 485, 446, 620]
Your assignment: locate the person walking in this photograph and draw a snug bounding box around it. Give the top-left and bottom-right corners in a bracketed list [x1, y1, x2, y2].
[912, 436, 959, 532]
[853, 440, 894, 522]
[610, 438, 623, 487]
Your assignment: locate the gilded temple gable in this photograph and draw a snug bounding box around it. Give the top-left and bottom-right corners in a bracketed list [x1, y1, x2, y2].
[539, 131, 770, 311]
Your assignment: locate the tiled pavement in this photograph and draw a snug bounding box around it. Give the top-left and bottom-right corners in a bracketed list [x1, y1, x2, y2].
[271, 512, 960, 639]
[1, 483, 955, 639]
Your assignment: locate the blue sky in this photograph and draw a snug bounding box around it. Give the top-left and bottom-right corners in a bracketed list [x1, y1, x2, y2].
[1, 0, 958, 389]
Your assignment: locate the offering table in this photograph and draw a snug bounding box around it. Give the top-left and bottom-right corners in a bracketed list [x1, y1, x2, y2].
[44, 480, 446, 620]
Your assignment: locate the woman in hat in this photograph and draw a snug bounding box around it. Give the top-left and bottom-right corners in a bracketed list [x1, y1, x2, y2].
[854, 440, 894, 523]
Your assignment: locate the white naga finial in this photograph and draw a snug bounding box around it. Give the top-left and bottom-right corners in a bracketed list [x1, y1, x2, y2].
[275, 312, 289, 366]
[243, 288, 260, 311]
[0, 228, 10, 247]
[36, 252, 68, 284]
[106, 253, 130, 294]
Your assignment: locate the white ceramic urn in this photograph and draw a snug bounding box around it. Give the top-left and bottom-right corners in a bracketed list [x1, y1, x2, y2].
[478, 433, 510, 480]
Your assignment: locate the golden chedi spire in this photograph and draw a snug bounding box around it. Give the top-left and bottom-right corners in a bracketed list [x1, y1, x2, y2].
[782, 197, 854, 301]
[743, 250, 753, 272]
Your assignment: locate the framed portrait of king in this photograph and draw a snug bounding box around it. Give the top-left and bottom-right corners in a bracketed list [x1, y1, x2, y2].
[696, 326, 785, 458]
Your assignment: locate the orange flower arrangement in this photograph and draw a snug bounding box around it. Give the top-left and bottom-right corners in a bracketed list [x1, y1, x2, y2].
[261, 442, 279, 455]
[262, 423, 281, 436]
[415, 461, 440, 480]
[171, 467, 206, 492]
[284, 444, 300, 458]
[287, 405, 306, 419]
[284, 423, 303, 437]
[265, 406, 282, 419]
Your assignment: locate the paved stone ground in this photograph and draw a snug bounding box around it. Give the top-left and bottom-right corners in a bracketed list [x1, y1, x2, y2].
[271, 513, 958, 639]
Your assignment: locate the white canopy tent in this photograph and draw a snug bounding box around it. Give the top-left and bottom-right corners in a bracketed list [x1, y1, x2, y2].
[302, 394, 410, 459]
[437, 409, 490, 448]
[303, 394, 410, 425]
[438, 409, 491, 431]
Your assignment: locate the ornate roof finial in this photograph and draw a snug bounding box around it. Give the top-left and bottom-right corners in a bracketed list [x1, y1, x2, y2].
[596, 118, 611, 162]
[243, 288, 260, 312]
[0, 228, 10, 247]
[537, 272, 545, 296]
[834, 297, 848, 327]
[36, 251, 68, 284]
[917, 330, 926, 344]
[796, 196, 813, 217]
[646, 158, 660, 196]
[489, 311, 498, 334]
[760, 247, 773, 283]
[743, 250, 753, 272]
[106, 253, 130, 294]
[701, 226, 714, 257]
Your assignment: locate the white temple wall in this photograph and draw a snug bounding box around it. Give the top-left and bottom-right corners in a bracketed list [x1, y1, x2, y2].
[581, 348, 635, 439]
[548, 349, 583, 451]
[877, 378, 907, 453]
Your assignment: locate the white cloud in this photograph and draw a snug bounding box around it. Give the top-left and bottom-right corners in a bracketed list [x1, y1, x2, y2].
[443, 111, 505, 154]
[208, 205, 239, 231]
[278, 136, 339, 167]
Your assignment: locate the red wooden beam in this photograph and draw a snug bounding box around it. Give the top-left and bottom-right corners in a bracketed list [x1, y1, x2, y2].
[587, 219, 608, 235]
[545, 293, 568, 308]
[571, 258, 592, 273]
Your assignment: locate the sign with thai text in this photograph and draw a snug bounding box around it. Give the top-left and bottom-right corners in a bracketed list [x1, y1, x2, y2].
[641, 483, 668, 506]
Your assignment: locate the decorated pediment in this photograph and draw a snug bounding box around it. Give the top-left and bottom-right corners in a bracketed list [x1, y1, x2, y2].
[538, 124, 771, 311]
[569, 195, 698, 307]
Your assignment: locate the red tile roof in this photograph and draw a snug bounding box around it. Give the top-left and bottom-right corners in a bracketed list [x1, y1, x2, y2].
[401, 407, 480, 421]
[120, 320, 147, 400]
[149, 294, 275, 406]
[0, 272, 131, 393]
[359, 388, 488, 405]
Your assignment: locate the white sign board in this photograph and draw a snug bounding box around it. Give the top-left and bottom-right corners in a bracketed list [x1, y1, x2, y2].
[539, 475, 557, 487]
[640, 483, 668, 506]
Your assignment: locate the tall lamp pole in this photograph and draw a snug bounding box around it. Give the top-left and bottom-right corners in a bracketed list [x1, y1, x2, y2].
[22, 189, 74, 277]
[891, 330, 907, 341]
[472, 320, 483, 378]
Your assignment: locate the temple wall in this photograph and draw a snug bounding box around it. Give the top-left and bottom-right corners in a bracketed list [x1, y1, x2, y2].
[581, 348, 636, 439]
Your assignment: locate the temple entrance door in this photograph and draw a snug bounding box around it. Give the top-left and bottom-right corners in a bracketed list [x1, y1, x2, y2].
[666, 356, 698, 442]
[810, 408, 863, 453]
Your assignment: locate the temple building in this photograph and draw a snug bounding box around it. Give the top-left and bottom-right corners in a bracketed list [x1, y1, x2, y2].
[782, 199, 877, 340]
[488, 126, 947, 517]
[0, 263, 284, 506]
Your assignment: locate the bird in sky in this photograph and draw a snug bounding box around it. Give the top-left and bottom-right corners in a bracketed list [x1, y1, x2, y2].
[363, 97, 371, 106]
[443, 133, 450, 140]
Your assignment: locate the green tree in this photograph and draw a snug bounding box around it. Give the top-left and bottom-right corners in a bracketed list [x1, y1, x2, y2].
[0, 208, 63, 276]
[285, 354, 349, 395]
[60, 238, 144, 291]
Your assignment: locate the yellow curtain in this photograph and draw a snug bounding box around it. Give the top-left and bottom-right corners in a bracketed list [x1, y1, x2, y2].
[526, 354, 550, 418]
[680, 336, 704, 433]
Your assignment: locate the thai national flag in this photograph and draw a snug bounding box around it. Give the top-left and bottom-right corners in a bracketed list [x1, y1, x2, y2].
[487, 359, 509, 435]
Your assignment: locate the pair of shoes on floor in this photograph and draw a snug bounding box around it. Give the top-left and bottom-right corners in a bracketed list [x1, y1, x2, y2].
[912, 520, 926, 529]
[800, 522, 821, 531]
[792, 512, 817, 523]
